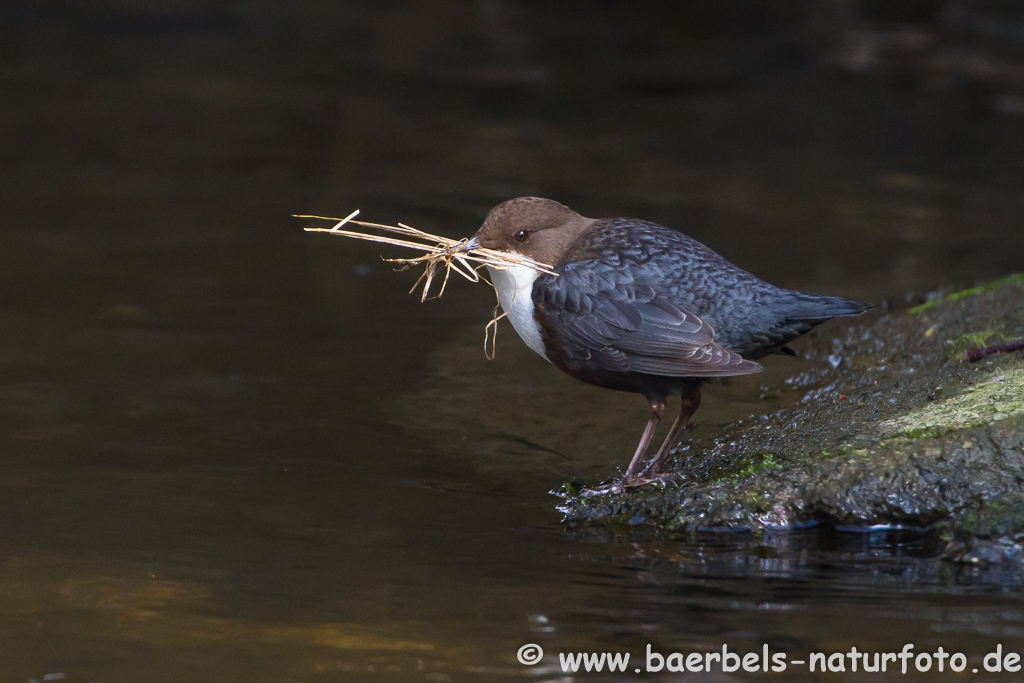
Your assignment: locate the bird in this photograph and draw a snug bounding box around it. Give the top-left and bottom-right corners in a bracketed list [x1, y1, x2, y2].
[457, 197, 870, 494]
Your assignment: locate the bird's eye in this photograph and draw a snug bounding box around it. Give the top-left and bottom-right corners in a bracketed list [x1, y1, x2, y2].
[514, 229, 529, 243]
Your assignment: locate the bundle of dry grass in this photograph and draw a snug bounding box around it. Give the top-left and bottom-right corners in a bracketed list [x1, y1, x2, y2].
[299, 210, 556, 301]
[299, 211, 558, 357]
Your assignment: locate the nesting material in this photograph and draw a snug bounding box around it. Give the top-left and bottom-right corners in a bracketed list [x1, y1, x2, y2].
[299, 211, 555, 357]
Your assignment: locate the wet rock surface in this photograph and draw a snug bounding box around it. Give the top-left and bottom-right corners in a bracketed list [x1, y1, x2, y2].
[563, 275, 1024, 559]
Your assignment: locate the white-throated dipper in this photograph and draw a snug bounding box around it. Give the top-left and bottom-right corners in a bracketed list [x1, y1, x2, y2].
[458, 197, 870, 492]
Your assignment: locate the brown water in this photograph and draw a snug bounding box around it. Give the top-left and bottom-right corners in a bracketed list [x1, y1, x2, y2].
[3, 3, 1024, 681]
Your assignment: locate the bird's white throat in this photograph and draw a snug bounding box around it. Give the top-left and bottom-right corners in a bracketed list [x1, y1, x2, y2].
[487, 262, 549, 361]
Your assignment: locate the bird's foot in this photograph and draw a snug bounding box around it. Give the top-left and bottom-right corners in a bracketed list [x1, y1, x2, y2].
[578, 471, 694, 497]
[641, 470, 694, 489]
[578, 481, 627, 497]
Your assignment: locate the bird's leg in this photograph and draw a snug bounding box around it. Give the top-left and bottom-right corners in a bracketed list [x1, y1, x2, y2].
[579, 395, 665, 497]
[641, 386, 701, 481]
[622, 394, 666, 483]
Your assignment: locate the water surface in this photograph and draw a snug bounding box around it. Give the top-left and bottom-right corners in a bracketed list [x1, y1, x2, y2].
[3, 3, 1024, 681]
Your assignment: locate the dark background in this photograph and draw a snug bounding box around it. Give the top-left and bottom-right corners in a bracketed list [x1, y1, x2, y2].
[2, 2, 1024, 682]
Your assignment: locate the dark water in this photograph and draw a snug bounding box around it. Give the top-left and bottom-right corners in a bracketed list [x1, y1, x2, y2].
[3, 2, 1024, 681]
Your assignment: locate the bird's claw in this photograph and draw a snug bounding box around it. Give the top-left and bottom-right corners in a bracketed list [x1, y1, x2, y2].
[578, 470, 694, 497]
[641, 470, 693, 488]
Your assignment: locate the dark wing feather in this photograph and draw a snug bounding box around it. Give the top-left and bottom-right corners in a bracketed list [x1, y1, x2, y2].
[536, 262, 762, 378]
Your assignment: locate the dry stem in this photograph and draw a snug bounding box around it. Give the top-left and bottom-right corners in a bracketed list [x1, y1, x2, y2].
[300, 211, 556, 356]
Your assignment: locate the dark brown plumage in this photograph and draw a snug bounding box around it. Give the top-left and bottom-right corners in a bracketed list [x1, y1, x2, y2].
[464, 197, 870, 492]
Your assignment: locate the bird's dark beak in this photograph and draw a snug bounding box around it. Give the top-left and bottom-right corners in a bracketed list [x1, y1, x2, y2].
[454, 236, 479, 253]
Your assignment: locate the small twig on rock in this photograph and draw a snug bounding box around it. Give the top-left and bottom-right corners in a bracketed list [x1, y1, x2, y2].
[967, 339, 1024, 363]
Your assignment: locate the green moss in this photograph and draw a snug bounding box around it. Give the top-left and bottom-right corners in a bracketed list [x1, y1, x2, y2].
[946, 329, 1008, 358]
[909, 273, 1024, 314]
[732, 453, 780, 479]
[562, 481, 582, 498]
[904, 425, 944, 439]
[882, 367, 1024, 438]
[954, 500, 1024, 541]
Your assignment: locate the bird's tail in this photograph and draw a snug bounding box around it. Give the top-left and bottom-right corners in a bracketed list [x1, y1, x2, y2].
[781, 292, 872, 324]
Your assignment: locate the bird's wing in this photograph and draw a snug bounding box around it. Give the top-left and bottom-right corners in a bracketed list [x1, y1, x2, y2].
[535, 262, 762, 378]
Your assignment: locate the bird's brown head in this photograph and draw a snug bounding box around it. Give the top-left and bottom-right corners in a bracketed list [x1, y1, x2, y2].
[469, 197, 595, 267]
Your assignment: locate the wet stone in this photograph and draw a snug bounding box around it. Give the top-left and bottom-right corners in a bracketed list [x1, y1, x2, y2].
[561, 276, 1024, 560]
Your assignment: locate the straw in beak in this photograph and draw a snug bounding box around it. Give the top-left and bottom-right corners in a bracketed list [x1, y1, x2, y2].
[454, 236, 479, 254]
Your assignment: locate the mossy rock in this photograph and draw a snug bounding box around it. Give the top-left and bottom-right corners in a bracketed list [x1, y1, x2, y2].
[562, 275, 1024, 560]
